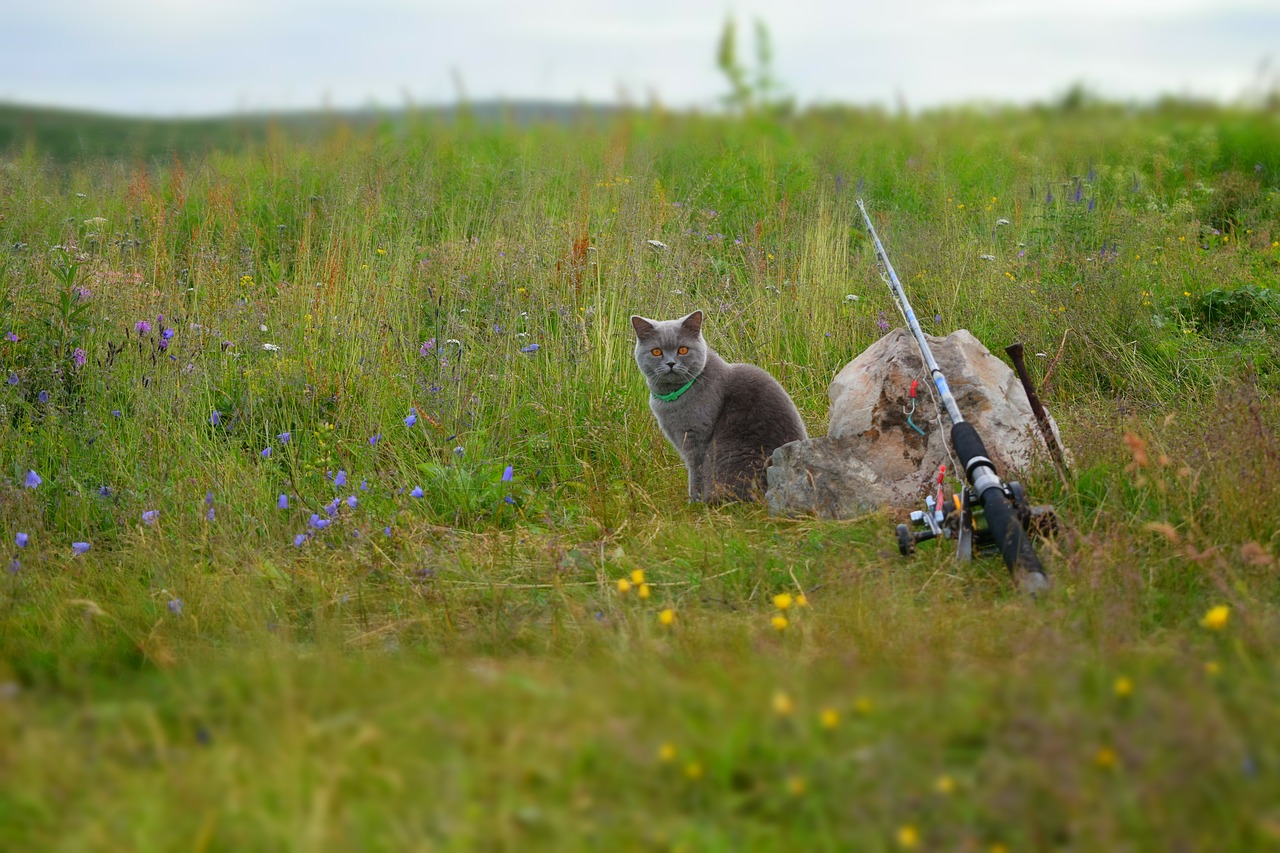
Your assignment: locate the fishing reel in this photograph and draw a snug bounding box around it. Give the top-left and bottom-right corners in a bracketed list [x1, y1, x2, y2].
[896, 469, 1057, 561]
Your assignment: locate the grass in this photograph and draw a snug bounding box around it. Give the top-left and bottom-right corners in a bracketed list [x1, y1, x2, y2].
[1, 100, 1279, 849]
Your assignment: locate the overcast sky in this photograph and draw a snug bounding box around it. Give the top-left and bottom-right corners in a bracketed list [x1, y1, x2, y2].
[3, 0, 1277, 116]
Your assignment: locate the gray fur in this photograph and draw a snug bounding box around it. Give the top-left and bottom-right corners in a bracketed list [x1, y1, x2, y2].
[630, 310, 808, 502]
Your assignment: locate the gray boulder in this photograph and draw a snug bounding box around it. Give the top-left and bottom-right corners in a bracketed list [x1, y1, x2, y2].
[766, 328, 1065, 519]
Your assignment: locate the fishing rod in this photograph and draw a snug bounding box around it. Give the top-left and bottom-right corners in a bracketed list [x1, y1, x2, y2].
[856, 199, 1049, 592]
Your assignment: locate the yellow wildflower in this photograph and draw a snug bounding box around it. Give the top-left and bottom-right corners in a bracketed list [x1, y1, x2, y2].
[853, 696, 874, 716]
[771, 614, 789, 632]
[795, 594, 808, 608]
[772, 691, 794, 716]
[1113, 676, 1133, 698]
[658, 742, 677, 763]
[638, 583, 651, 600]
[616, 578, 632, 593]
[772, 593, 793, 610]
[1095, 746, 1117, 769]
[1204, 660, 1221, 677]
[376, 247, 387, 255]
[684, 761, 704, 780]
[630, 569, 645, 585]
[1200, 605, 1230, 631]
[897, 825, 920, 849]
[935, 774, 955, 795]
[819, 707, 839, 730]
[658, 608, 675, 626]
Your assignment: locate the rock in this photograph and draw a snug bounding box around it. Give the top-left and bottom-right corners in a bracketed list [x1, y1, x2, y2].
[766, 328, 1066, 519]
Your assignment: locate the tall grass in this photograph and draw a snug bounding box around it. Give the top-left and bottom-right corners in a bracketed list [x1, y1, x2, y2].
[1, 104, 1279, 848]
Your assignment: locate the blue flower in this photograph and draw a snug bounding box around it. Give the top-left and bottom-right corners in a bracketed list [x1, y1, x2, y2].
[25, 470, 41, 489]
[15, 532, 28, 548]
[325, 499, 339, 516]
[261, 447, 272, 459]
[360, 479, 369, 491]
[520, 343, 540, 353]
[405, 411, 418, 427]
[346, 495, 358, 509]
[162, 328, 175, 340]
[205, 491, 214, 506]
[168, 599, 183, 615]
[72, 541, 91, 555]
[98, 485, 111, 497]
[453, 446, 465, 457]
[277, 431, 291, 444]
[501, 465, 514, 482]
[4, 332, 16, 342]
[309, 514, 330, 529]
[7, 559, 17, 573]
[370, 433, 381, 445]
[38, 390, 49, 404]
[111, 410, 122, 417]
[294, 533, 308, 547]
[142, 510, 159, 525]
[206, 507, 215, 521]
[410, 486, 424, 498]
[210, 410, 221, 426]
[6, 373, 17, 386]
[383, 526, 392, 537]
[334, 470, 347, 488]
[504, 495, 516, 505]
[277, 494, 289, 510]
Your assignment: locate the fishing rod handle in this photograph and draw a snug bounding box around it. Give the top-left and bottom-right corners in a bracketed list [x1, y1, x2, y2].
[950, 422, 1046, 580]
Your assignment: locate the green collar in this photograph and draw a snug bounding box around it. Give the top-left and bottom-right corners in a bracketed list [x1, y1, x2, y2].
[652, 376, 696, 402]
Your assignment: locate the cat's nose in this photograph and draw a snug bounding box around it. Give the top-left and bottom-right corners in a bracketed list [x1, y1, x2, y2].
[666, 361, 676, 369]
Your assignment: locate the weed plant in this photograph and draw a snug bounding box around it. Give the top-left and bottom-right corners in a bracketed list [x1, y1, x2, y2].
[1, 103, 1279, 849]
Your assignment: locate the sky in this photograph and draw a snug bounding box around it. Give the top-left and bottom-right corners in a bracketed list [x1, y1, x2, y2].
[2, 0, 1277, 116]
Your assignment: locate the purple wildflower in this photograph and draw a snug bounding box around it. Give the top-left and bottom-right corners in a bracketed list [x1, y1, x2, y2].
[410, 486, 424, 498]
[309, 514, 331, 530]
[278, 494, 289, 509]
[360, 479, 369, 491]
[261, 447, 272, 459]
[25, 470, 41, 489]
[206, 507, 215, 522]
[346, 495, 358, 509]
[294, 533, 308, 547]
[7, 559, 17, 573]
[162, 328, 175, 340]
[876, 312, 891, 333]
[210, 410, 221, 426]
[383, 526, 392, 537]
[1088, 197, 1096, 212]
[38, 391, 49, 404]
[135, 320, 152, 334]
[420, 339, 436, 356]
[325, 499, 339, 516]
[15, 532, 28, 548]
[520, 343, 540, 354]
[72, 541, 91, 555]
[4, 332, 17, 343]
[405, 411, 418, 427]
[206, 491, 214, 507]
[73, 347, 86, 367]
[453, 446, 465, 457]
[501, 465, 514, 482]
[168, 599, 183, 615]
[142, 510, 159, 525]
[111, 410, 122, 417]
[277, 431, 291, 444]
[6, 373, 16, 386]
[504, 495, 516, 505]
[369, 433, 381, 445]
[334, 470, 347, 488]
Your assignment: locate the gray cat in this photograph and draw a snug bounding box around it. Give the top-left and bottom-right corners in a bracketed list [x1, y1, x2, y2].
[630, 310, 808, 502]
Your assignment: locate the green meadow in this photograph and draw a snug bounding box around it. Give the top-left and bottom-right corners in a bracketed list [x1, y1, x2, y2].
[1, 101, 1279, 850]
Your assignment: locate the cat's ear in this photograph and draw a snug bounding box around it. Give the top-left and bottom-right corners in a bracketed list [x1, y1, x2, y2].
[680, 310, 704, 336]
[630, 315, 656, 339]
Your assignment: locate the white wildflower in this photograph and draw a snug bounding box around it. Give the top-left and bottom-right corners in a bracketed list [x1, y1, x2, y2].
[262, 343, 280, 352]
[996, 218, 1010, 226]
[646, 239, 669, 250]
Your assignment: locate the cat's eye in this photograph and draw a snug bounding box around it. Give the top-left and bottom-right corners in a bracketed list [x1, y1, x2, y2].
[650, 348, 663, 357]
[677, 346, 689, 355]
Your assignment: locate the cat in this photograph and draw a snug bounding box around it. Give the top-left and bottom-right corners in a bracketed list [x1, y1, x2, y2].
[630, 310, 808, 502]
